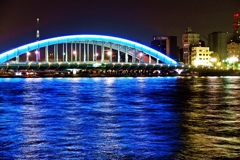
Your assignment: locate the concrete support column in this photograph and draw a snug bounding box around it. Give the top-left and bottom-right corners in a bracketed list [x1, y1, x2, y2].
[26, 52, 29, 62]
[75, 42, 77, 62]
[133, 48, 137, 63]
[65, 43, 68, 62]
[84, 41, 86, 62]
[45, 46, 48, 62]
[110, 43, 112, 63]
[87, 42, 89, 61]
[62, 44, 64, 62]
[92, 42, 95, 61]
[71, 42, 73, 62]
[125, 47, 128, 63]
[95, 45, 97, 61]
[149, 55, 151, 64]
[16, 56, 19, 63]
[101, 42, 104, 63]
[54, 44, 58, 62]
[117, 44, 120, 63]
[36, 49, 38, 63]
[79, 42, 81, 61]
[156, 58, 159, 64]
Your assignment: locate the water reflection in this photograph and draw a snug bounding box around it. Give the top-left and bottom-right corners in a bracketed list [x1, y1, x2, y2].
[0, 77, 240, 159]
[179, 77, 240, 159]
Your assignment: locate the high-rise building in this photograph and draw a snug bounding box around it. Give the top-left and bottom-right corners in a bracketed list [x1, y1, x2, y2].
[208, 32, 234, 60]
[151, 35, 179, 61]
[182, 27, 200, 64]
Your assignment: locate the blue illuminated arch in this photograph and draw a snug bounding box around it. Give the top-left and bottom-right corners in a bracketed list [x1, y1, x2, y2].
[0, 35, 177, 64]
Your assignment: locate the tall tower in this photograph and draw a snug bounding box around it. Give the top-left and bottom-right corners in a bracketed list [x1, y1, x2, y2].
[36, 18, 40, 61]
[36, 18, 40, 41]
[233, 14, 240, 34]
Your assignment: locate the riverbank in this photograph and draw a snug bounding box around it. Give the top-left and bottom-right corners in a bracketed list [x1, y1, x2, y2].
[0, 70, 239, 78]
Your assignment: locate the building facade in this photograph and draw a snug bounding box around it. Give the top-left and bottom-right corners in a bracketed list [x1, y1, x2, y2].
[208, 32, 234, 61]
[191, 47, 213, 66]
[151, 35, 179, 61]
[182, 27, 200, 64]
[227, 40, 240, 62]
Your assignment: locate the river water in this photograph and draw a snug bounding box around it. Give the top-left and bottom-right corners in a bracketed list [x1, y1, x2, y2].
[0, 76, 240, 159]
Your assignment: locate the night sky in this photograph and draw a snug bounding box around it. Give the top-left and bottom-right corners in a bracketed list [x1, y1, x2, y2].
[0, 0, 239, 52]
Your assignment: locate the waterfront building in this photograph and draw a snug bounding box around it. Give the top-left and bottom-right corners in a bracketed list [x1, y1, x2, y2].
[226, 40, 240, 65]
[191, 47, 213, 66]
[151, 35, 179, 61]
[182, 27, 200, 64]
[208, 32, 234, 61]
[227, 40, 240, 57]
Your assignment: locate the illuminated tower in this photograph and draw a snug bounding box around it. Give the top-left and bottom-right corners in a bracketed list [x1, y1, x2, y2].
[36, 18, 40, 62]
[233, 13, 239, 34]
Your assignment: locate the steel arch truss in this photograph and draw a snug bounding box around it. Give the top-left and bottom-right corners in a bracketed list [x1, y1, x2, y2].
[0, 35, 177, 65]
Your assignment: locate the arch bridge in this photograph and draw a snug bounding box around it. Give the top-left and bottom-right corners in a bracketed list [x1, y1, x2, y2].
[0, 35, 186, 73]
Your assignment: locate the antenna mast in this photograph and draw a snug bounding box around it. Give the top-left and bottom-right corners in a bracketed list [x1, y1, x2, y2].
[36, 18, 40, 61]
[36, 18, 40, 41]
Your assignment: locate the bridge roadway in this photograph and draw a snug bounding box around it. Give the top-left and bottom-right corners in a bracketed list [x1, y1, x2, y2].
[1, 62, 238, 77]
[0, 61, 189, 77]
[0, 62, 187, 70]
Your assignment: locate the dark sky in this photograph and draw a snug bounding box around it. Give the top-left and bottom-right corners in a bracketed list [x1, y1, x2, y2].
[0, 0, 239, 52]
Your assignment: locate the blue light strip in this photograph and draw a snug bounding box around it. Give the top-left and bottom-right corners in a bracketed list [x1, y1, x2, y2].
[0, 35, 177, 64]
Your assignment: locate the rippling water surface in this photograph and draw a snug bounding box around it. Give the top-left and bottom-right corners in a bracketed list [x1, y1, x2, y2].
[0, 76, 240, 159]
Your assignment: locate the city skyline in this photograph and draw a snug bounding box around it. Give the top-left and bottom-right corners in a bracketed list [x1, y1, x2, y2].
[0, 0, 239, 52]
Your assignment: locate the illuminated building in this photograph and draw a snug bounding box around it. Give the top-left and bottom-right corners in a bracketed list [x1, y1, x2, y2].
[182, 27, 200, 64]
[227, 40, 240, 58]
[151, 35, 179, 61]
[191, 47, 213, 66]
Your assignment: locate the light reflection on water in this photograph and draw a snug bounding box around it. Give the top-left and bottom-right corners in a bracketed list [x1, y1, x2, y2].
[0, 77, 240, 159]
